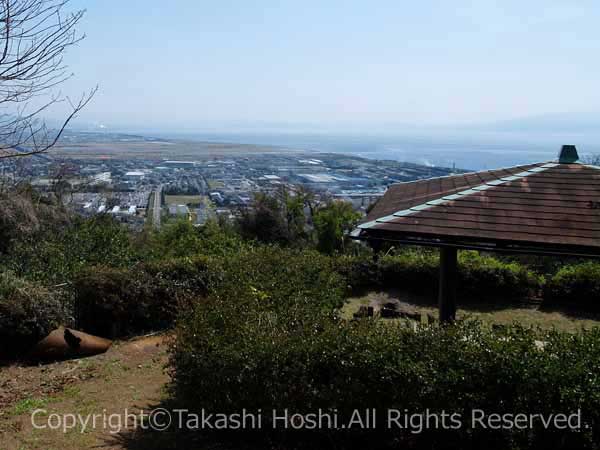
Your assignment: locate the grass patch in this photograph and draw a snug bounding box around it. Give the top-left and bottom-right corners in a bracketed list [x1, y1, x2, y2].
[343, 289, 600, 333]
[10, 397, 49, 416]
[207, 179, 224, 189]
[164, 195, 204, 206]
[340, 296, 369, 320]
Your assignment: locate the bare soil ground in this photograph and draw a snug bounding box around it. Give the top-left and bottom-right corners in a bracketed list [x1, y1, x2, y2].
[0, 334, 170, 450]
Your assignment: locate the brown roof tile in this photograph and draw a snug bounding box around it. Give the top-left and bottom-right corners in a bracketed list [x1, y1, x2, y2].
[357, 162, 600, 256]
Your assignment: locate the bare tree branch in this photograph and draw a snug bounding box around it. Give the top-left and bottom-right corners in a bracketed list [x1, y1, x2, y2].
[0, 85, 96, 159]
[0, 0, 93, 160]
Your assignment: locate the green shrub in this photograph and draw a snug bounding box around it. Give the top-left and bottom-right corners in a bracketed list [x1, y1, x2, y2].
[333, 254, 380, 292]
[146, 219, 206, 259]
[212, 246, 345, 312]
[171, 294, 600, 449]
[72, 247, 344, 338]
[313, 201, 360, 254]
[194, 220, 248, 257]
[74, 266, 145, 337]
[544, 262, 600, 311]
[458, 251, 544, 301]
[73, 262, 206, 338]
[0, 272, 70, 358]
[142, 255, 216, 297]
[333, 250, 542, 301]
[5, 215, 137, 284]
[140, 219, 248, 261]
[378, 250, 439, 294]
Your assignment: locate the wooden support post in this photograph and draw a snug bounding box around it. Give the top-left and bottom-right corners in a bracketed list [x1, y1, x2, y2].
[438, 247, 457, 323]
[370, 240, 383, 262]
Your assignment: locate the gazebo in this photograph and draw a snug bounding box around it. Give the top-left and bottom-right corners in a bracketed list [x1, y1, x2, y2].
[352, 145, 600, 322]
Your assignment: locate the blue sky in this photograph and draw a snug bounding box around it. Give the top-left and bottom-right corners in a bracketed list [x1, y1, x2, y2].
[57, 0, 600, 132]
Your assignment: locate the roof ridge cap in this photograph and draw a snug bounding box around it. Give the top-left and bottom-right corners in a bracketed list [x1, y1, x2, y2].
[359, 163, 556, 229]
[382, 161, 547, 189]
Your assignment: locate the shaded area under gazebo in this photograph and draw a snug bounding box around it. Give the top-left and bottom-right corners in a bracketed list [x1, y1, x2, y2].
[352, 145, 600, 322]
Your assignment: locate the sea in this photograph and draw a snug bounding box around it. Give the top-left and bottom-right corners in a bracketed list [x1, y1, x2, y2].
[154, 129, 600, 172]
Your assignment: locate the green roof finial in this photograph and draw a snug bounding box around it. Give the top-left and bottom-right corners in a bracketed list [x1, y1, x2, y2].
[558, 145, 579, 164]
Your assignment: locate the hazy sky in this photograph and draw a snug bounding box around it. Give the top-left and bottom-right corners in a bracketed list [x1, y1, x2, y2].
[57, 0, 600, 132]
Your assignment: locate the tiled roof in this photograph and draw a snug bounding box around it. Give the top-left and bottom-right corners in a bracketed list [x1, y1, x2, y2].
[356, 162, 600, 256]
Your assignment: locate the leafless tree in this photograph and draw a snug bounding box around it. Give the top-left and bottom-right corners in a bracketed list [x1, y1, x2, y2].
[0, 0, 95, 160]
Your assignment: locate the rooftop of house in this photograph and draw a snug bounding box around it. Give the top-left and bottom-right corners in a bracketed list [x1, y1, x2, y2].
[354, 146, 600, 257]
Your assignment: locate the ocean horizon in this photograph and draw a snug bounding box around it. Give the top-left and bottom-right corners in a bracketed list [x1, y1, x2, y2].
[152, 129, 600, 171]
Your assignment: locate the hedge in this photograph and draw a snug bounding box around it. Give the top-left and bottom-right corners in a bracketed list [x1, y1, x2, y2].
[72, 257, 213, 338]
[71, 248, 551, 340]
[334, 250, 543, 302]
[171, 294, 600, 449]
[72, 247, 345, 338]
[211, 246, 345, 312]
[544, 262, 600, 311]
[4, 214, 137, 284]
[458, 251, 543, 300]
[7, 242, 592, 357]
[0, 271, 70, 358]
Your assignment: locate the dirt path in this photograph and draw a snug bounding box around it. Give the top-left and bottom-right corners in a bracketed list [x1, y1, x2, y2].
[0, 334, 170, 450]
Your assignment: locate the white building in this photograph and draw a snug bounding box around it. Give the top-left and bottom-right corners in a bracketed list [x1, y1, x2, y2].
[89, 172, 111, 185]
[124, 171, 146, 180]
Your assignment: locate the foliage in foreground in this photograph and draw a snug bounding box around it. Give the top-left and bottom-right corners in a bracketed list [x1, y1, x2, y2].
[72, 264, 201, 338]
[545, 262, 600, 312]
[171, 288, 600, 449]
[0, 200, 597, 358]
[0, 271, 69, 358]
[3, 214, 137, 284]
[313, 201, 361, 254]
[334, 249, 544, 301]
[71, 246, 344, 338]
